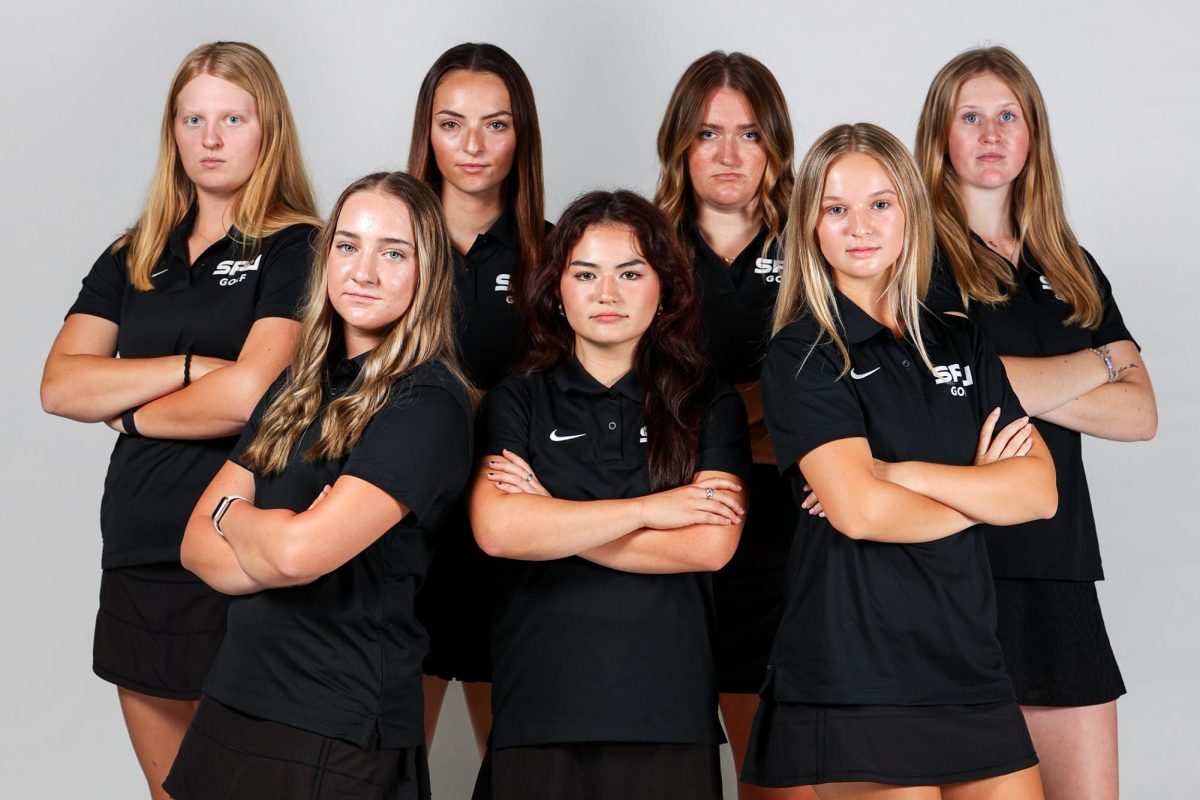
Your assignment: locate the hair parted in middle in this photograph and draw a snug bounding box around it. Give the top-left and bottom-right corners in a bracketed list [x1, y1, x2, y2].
[774, 123, 935, 375]
[240, 172, 474, 475]
[655, 50, 795, 257]
[407, 42, 545, 312]
[522, 190, 711, 492]
[915, 45, 1101, 327]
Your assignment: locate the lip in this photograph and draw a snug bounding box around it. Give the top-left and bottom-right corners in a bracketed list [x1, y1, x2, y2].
[712, 172, 744, 180]
[978, 152, 1005, 162]
[458, 163, 487, 174]
[344, 291, 379, 301]
[200, 158, 225, 167]
[846, 247, 880, 258]
[590, 313, 628, 323]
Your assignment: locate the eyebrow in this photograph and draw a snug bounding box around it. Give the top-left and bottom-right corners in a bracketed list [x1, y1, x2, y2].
[956, 102, 1020, 110]
[334, 231, 413, 247]
[568, 259, 647, 269]
[700, 121, 757, 130]
[434, 109, 513, 120]
[821, 189, 898, 202]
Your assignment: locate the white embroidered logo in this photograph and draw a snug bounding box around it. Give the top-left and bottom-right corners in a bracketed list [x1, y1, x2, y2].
[151, 268, 169, 279]
[754, 258, 785, 283]
[1039, 275, 1065, 301]
[495, 273, 513, 304]
[212, 254, 261, 286]
[639, 426, 648, 444]
[933, 363, 975, 396]
[549, 429, 587, 442]
[850, 367, 881, 380]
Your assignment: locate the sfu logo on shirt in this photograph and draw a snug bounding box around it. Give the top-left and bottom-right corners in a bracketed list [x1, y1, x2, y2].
[495, 273, 513, 304]
[212, 254, 261, 286]
[933, 363, 974, 397]
[1038, 275, 1065, 301]
[753, 258, 785, 284]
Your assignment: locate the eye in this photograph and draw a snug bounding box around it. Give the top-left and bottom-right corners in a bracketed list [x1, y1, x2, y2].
[741, 131, 760, 142]
[1000, 110, 1017, 122]
[182, 115, 200, 126]
[698, 130, 718, 141]
[620, 269, 643, 280]
[487, 120, 509, 131]
[335, 242, 356, 254]
[572, 269, 596, 281]
[872, 200, 891, 210]
[438, 119, 460, 131]
[963, 112, 979, 124]
[825, 205, 845, 216]
[226, 115, 242, 125]
[382, 249, 405, 261]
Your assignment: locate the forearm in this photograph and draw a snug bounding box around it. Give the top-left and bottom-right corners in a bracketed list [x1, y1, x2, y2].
[882, 457, 1058, 525]
[220, 503, 311, 587]
[471, 492, 646, 560]
[1038, 379, 1157, 441]
[41, 353, 188, 422]
[1000, 351, 1107, 416]
[579, 522, 742, 574]
[829, 478, 976, 544]
[131, 363, 262, 439]
[181, 510, 270, 595]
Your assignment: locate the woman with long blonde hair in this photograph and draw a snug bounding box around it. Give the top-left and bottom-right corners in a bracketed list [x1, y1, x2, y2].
[916, 47, 1157, 800]
[750, 122, 1056, 798]
[40, 41, 318, 799]
[166, 172, 474, 800]
[654, 51, 807, 800]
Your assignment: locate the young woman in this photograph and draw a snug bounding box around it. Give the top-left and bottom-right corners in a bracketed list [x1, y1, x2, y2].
[164, 172, 474, 800]
[655, 50, 811, 800]
[469, 190, 750, 800]
[915, 47, 1157, 800]
[39, 42, 318, 799]
[749, 123, 1057, 799]
[406, 42, 547, 753]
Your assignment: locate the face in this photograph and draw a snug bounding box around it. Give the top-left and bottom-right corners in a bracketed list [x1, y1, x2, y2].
[560, 224, 662, 358]
[327, 190, 420, 357]
[686, 87, 768, 213]
[947, 72, 1031, 191]
[173, 73, 263, 200]
[817, 153, 906, 294]
[430, 70, 517, 200]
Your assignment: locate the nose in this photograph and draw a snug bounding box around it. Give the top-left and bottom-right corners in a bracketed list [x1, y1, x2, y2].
[202, 121, 221, 150]
[719, 135, 739, 166]
[980, 117, 1000, 143]
[848, 208, 872, 237]
[595, 272, 618, 303]
[349, 252, 378, 285]
[463, 125, 483, 156]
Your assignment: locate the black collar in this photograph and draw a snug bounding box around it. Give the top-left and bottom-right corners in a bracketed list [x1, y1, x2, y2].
[166, 202, 244, 263]
[551, 356, 645, 402]
[835, 291, 891, 344]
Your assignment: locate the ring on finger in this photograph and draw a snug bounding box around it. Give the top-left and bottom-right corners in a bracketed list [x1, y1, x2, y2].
[524, 473, 533, 483]
[704, 487, 714, 500]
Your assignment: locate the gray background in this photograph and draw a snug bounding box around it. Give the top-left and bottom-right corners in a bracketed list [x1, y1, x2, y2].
[1, 1, 1195, 797]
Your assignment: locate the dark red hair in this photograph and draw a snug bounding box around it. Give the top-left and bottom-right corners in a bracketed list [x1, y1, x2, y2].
[521, 190, 712, 491]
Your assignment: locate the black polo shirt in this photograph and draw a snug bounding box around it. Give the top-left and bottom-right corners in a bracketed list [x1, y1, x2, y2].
[927, 241, 1135, 581]
[204, 356, 473, 749]
[478, 359, 750, 748]
[690, 224, 784, 384]
[66, 207, 317, 568]
[761, 294, 1024, 706]
[453, 208, 546, 390]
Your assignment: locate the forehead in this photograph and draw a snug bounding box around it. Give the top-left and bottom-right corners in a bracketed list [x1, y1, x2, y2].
[823, 152, 896, 195]
[701, 86, 755, 122]
[566, 223, 645, 263]
[336, 190, 414, 236]
[175, 72, 256, 109]
[433, 70, 511, 108]
[955, 72, 1021, 106]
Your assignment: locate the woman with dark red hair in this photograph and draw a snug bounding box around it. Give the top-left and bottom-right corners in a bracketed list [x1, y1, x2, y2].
[468, 190, 750, 800]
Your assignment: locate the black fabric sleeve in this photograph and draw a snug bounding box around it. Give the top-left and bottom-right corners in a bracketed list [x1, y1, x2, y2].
[66, 243, 127, 323]
[342, 382, 473, 524]
[926, 244, 967, 314]
[477, 375, 533, 459]
[967, 320, 1027, 431]
[230, 370, 288, 471]
[761, 321, 867, 475]
[1082, 249, 1137, 350]
[254, 224, 318, 321]
[694, 383, 750, 480]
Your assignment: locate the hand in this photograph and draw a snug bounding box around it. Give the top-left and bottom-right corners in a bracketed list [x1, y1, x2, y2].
[486, 449, 551, 497]
[639, 476, 744, 530]
[189, 355, 237, 381]
[800, 482, 825, 518]
[974, 407, 1033, 466]
[308, 484, 332, 510]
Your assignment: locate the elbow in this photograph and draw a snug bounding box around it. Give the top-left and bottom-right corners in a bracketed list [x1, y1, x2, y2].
[473, 524, 516, 559]
[1035, 488, 1059, 521]
[700, 525, 744, 571]
[39, 378, 70, 417]
[270, 541, 322, 586]
[825, 507, 872, 541]
[1138, 410, 1158, 442]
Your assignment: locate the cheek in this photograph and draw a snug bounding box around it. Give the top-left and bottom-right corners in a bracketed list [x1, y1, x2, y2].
[947, 129, 973, 175]
[493, 133, 518, 173]
[745, 144, 768, 183]
[429, 127, 456, 170]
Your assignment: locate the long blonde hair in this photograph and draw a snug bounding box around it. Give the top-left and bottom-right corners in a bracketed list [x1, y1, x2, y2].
[241, 173, 473, 475]
[915, 46, 1102, 327]
[117, 41, 319, 291]
[654, 51, 794, 257]
[774, 123, 934, 375]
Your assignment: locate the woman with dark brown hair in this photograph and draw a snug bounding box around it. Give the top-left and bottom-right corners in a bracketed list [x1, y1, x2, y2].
[655, 50, 811, 800]
[406, 41, 548, 754]
[469, 190, 750, 800]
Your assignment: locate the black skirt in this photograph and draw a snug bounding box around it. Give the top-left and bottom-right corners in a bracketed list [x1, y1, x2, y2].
[712, 463, 796, 693]
[742, 700, 1037, 787]
[994, 577, 1126, 706]
[472, 742, 722, 800]
[164, 697, 430, 800]
[93, 562, 229, 700]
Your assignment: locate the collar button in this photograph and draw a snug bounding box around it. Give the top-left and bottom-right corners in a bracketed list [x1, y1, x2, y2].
[607, 421, 617, 431]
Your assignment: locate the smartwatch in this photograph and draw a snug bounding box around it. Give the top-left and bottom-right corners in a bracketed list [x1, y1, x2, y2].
[211, 495, 250, 537]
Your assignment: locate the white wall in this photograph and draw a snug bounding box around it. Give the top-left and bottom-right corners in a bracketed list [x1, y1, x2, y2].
[2, 1, 1195, 797]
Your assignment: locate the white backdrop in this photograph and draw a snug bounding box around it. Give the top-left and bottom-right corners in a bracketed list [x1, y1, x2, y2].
[1, 1, 1195, 797]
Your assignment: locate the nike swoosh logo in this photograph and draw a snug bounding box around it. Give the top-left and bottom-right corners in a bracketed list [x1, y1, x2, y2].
[151, 269, 169, 278]
[850, 367, 881, 380]
[549, 429, 587, 442]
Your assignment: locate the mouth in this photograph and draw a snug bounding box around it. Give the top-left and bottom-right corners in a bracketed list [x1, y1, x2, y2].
[846, 247, 880, 258]
[978, 152, 1005, 163]
[344, 292, 379, 301]
[712, 172, 744, 180]
[458, 163, 487, 174]
[200, 158, 225, 167]
[590, 313, 628, 323]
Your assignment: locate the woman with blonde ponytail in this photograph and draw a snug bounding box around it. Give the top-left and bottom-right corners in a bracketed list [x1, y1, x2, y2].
[39, 41, 318, 799]
[168, 172, 473, 800]
[916, 47, 1158, 800]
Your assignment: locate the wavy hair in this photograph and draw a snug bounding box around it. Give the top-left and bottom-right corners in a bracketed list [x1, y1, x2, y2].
[915, 46, 1101, 327]
[654, 51, 794, 257]
[241, 172, 473, 474]
[522, 191, 710, 491]
[117, 41, 319, 291]
[407, 42, 545, 312]
[774, 123, 934, 375]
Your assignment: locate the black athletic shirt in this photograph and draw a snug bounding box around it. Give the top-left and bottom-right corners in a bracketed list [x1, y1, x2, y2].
[690, 224, 784, 384]
[204, 356, 473, 749]
[761, 294, 1023, 705]
[927, 241, 1135, 581]
[479, 359, 750, 747]
[66, 206, 317, 568]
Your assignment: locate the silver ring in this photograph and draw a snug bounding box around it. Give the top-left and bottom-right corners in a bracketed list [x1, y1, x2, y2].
[525, 473, 533, 483]
[705, 487, 714, 500]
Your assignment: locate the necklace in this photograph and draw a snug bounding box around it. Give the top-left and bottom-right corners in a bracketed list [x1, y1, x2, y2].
[985, 236, 1019, 264]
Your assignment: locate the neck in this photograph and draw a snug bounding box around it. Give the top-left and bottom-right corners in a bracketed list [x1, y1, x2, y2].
[343, 329, 380, 361]
[442, 182, 505, 255]
[958, 181, 1015, 244]
[836, 273, 900, 336]
[694, 199, 761, 261]
[573, 338, 636, 388]
[193, 190, 235, 241]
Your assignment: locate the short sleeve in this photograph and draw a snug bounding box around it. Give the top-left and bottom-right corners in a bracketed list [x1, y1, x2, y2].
[695, 384, 750, 480]
[230, 370, 288, 471]
[254, 225, 318, 321]
[761, 322, 867, 474]
[967, 320, 1027, 431]
[1083, 250, 1137, 350]
[478, 376, 533, 459]
[926, 244, 967, 314]
[341, 380, 473, 524]
[67, 243, 127, 323]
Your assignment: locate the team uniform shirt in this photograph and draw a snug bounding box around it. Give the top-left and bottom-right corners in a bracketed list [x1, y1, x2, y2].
[690, 224, 784, 385]
[761, 294, 1025, 706]
[204, 356, 473, 749]
[479, 359, 751, 748]
[927, 240, 1135, 581]
[66, 207, 317, 568]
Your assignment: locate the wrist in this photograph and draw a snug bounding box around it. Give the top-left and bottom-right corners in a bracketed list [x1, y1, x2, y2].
[121, 407, 142, 437]
[1088, 346, 1117, 384]
[212, 495, 251, 537]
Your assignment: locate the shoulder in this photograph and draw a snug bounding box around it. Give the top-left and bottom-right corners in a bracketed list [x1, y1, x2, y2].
[393, 360, 472, 414]
[768, 315, 836, 365]
[260, 224, 320, 256]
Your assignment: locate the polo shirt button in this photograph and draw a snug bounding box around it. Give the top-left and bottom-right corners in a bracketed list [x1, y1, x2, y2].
[607, 390, 617, 397]
[902, 360, 910, 368]
[608, 422, 617, 430]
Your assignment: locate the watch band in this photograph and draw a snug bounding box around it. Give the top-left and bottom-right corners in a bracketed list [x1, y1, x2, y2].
[211, 495, 251, 537]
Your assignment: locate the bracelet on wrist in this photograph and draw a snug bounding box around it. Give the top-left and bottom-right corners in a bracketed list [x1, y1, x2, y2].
[1089, 346, 1117, 383]
[183, 351, 193, 387]
[121, 407, 142, 438]
[211, 495, 251, 538]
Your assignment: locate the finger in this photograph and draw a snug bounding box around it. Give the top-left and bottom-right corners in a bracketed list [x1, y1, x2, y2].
[699, 488, 745, 516]
[998, 424, 1032, 459]
[494, 481, 522, 494]
[985, 416, 1029, 460]
[1017, 438, 1033, 456]
[694, 477, 743, 492]
[501, 449, 535, 473]
[976, 407, 1001, 458]
[808, 501, 824, 516]
[488, 462, 539, 485]
[699, 499, 742, 524]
